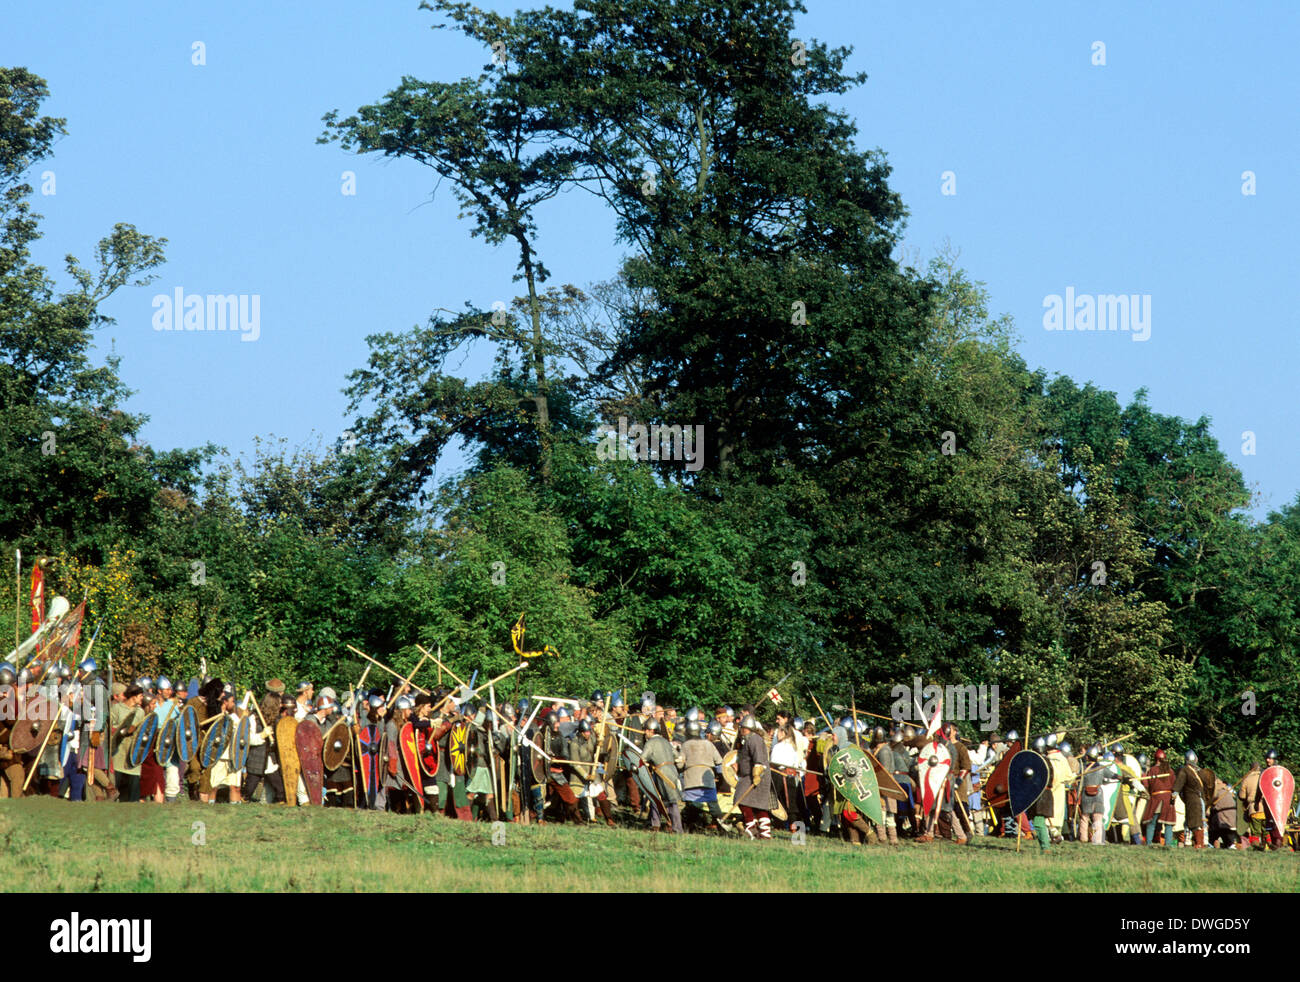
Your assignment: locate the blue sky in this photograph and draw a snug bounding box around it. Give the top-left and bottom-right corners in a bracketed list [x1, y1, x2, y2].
[6, 1, 1296, 518]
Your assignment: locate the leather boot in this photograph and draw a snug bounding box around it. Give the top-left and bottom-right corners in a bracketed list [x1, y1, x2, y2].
[599, 799, 616, 827]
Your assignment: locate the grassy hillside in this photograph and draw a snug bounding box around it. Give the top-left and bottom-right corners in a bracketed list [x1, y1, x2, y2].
[2, 798, 1294, 892]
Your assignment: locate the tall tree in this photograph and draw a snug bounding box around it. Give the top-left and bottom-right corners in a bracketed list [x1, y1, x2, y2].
[0, 67, 169, 560]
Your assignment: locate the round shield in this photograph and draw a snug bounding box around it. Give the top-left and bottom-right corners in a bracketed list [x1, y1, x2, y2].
[176, 704, 200, 763]
[156, 715, 178, 763]
[8, 693, 56, 753]
[721, 749, 738, 788]
[450, 720, 470, 775]
[322, 718, 350, 771]
[128, 712, 158, 768]
[232, 714, 252, 771]
[201, 714, 233, 768]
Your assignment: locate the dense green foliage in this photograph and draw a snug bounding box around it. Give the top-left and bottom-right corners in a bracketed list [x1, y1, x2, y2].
[2, 2, 1296, 774]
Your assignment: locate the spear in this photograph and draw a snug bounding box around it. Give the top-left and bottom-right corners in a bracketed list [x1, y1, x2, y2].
[413, 646, 549, 758]
[348, 646, 431, 695]
[106, 642, 114, 784]
[13, 549, 19, 653]
[807, 690, 835, 731]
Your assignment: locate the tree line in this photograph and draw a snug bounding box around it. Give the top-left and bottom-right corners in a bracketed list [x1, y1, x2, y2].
[2, 1, 1296, 774]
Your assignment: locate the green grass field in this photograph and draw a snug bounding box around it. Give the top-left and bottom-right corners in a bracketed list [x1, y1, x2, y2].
[2, 797, 1294, 892]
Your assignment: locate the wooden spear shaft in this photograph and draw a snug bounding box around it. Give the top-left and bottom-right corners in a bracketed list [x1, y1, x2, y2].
[414, 644, 466, 689]
[1018, 695, 1031, 853]
[415, 644, 528, 700]
[246, 690, 269, 730]
[807, 691, 835, 731]
[13, 549, 19, 654]
[23, 699, 64, 792]
[347, 646, 431, 696]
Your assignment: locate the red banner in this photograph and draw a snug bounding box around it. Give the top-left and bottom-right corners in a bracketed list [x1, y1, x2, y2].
[29, 563, 44, 637]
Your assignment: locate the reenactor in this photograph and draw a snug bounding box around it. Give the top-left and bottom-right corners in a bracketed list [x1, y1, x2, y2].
[733, 714, 775, 840]
[384, 694, 418, 814]
[1079, 745, 1107, 844]
[294, 681, 313, 719]
[1237, 759, 1262, 846]
[465, 707, 498, 821]
[568, 719, 617, 827]
[1027, 736, 1055, 851]
[678, 718, 724, 831]
[942, 723, 974, 842]
[0, 662, 27, 798]
[1171, 750, 1207, 848]
[205, 687, 244, 804]
[542, 710, 582, 823]
[1255, 749, 1285, 850]
[1142, 749, 1177, 846]
[640, 717, 683, 833]
[109, 685, 147, 802]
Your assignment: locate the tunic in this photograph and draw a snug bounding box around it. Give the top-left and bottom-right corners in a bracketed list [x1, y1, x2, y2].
[1141, 764, 1177, 824]
[734, 731, 775, 811]
[680, 737, 723, 790]
[641, 735, 682, 804]
[1171, 765, 1205, 828]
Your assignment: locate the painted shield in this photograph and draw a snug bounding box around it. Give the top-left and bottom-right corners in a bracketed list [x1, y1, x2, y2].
[201, 715, 233, 768]
[826, 744, 884, 827]
[721, 749, 738, 788]
[232, 714, 252, 771]
[129, 712, 158, 768]
[398, 722, 423, 802]
[449, 720, 470, 776]
[9, 693, 56, 753]
[156, 715, 179, 764]
[984, 740, 1022, 809]
[176, 704, 200, 763]
[276, 716, 300, 805]
[416, 725, 439, 778]
[916, 740, 951, 818]
[1008, 750, 1050, 817]
[323, 719, 351, 771]
[1111, 753, 1142, 825]
[295, 719, 324, 805]
[356, 724, 380, 806]
[1260, 765, 1295, 829]
[1100, 774, 1121, 826]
